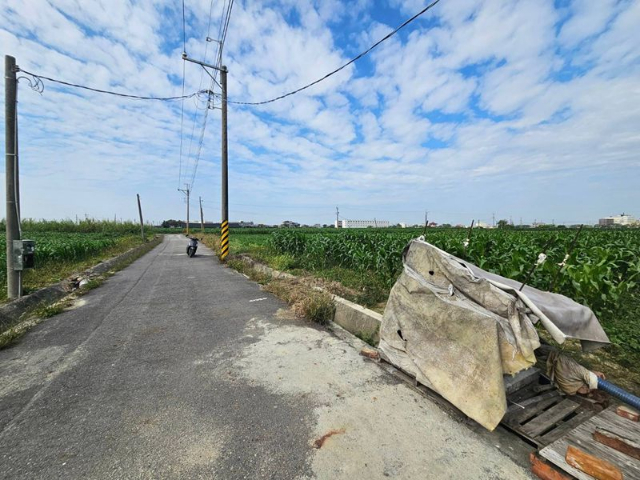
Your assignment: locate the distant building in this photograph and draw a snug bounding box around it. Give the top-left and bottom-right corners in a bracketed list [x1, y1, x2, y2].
[598, 214, 638, 226]
[335, 219, 390, 228]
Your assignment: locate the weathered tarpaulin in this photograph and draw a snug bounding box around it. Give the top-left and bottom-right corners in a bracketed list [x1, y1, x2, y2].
[378, 238, 609, 431]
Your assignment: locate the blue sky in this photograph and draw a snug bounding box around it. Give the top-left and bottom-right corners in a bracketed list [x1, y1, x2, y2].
[1, 0, 639, 226]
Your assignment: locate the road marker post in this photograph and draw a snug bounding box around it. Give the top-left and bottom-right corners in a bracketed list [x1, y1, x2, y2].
[220, 220, 229, 260]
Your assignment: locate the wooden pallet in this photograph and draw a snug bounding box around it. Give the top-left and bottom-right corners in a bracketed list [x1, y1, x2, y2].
[502, 371, 596, 447]
[539, 405, 640, 480]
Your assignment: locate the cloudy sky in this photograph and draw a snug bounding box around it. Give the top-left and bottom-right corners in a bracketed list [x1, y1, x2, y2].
[1, 0, 639, 226]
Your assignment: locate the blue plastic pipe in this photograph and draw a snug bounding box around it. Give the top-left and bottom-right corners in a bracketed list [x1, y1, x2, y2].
[598, 378, 640, 411]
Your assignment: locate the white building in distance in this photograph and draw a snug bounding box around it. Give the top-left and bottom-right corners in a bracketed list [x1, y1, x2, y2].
[335, 219, 390, 228]
[598, 214, 638, 226]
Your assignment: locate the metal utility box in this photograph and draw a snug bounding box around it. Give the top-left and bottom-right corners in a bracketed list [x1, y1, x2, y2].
[12, 239, 36, 270]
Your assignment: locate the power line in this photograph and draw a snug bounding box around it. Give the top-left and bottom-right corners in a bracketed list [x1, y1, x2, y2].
[181, 0, 187, 53]
[183, 0, 220, 188]
[184, 0, 234, 189]
[178, 0, 189, 187]
[190, 95, 211, 188]
[229, 0, 441, 106]
[179, 59, 186, 188]
[218, 0, 235, 65]
[17, 68, 201, 101]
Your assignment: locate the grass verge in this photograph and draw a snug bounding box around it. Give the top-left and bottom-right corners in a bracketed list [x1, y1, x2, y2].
[264, 279, 335, 325]
[1, 235, 153, 302]
[198, 234, 335, 326]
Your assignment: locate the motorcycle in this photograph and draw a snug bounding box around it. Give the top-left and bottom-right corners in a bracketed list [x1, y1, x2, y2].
[186, 237, 198, 257]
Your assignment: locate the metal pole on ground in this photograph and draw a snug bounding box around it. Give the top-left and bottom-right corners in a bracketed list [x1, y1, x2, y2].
[5, 55, 21, 299]
[220, 65, 229, 260]
[137, 194, 145, 241]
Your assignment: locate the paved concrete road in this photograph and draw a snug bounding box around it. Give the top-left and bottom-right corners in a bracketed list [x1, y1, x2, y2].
[0, 235, 533, 479]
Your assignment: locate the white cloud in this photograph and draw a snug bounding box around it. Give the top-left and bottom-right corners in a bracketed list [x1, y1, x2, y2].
[0, 0, 638, 226]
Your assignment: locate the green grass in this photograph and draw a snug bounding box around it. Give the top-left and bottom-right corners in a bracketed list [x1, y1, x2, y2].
[32, 303, 67, 319]
[355, 330, 378, 347]
[0, 321, 27, 349]
[0, 233, 150, 302]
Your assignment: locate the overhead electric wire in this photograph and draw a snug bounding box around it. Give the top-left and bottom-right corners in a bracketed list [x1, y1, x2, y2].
[178, 60, 186, 188]
[229, 0, 441, 106]
[218, 0, 234, 65]
[183, 0, 217, 189]
[185, 0, 233, 189]
[178, 0, 189, 187]
[181, 0, 187, 53]
[190, 99, 210, 188]
[17, 68, 201, 101]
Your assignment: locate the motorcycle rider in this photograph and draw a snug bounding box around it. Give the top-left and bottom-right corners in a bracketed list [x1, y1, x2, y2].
[186, 237, 198, 256]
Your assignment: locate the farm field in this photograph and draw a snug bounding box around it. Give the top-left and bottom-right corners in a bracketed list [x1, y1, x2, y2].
[203, 227, 640, 392]
[0, 220, 152, 301]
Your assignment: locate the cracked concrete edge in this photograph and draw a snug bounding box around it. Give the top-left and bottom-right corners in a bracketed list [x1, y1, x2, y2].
[232, 254, 535, 471]
[0, 235, 163, 330]
[235, 254, 381, 343]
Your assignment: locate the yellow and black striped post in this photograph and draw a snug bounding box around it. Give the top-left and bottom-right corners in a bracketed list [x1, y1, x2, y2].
[220, 220, 229, 260]
[220, 65, 229, 261]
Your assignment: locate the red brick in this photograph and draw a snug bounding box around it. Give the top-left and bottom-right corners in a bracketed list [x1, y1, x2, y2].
[359, 347, 379, 360]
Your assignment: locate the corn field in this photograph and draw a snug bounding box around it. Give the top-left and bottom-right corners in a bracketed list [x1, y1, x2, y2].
[268, 228, 640, 322]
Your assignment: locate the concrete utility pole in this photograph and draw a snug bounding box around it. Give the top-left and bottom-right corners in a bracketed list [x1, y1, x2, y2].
[181, 53, 229, 258]
[178, 184, 190, 235]
[186, 186, 190, 235]
[5, 55, 21, 299]
[220, 65, 229, 259]
[336, 207, 339, 228]
[136, 194, 145, 241]
[199, 196, 204, 233]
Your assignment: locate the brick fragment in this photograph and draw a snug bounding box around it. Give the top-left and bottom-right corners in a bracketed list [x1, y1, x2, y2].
[360, 347, 379, 360]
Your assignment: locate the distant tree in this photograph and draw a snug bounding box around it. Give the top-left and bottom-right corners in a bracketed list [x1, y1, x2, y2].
[161, 219, 183, 228]
[497, 219, 510, 229]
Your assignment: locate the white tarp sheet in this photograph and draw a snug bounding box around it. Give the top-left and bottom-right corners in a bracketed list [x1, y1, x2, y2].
[378, 238, 609, 430]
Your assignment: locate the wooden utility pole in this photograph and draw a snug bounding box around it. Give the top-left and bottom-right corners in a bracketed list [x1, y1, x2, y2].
[136, 194, 145, 241]
[5, 55, 21, 299]
[199, 196, 204, 233]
